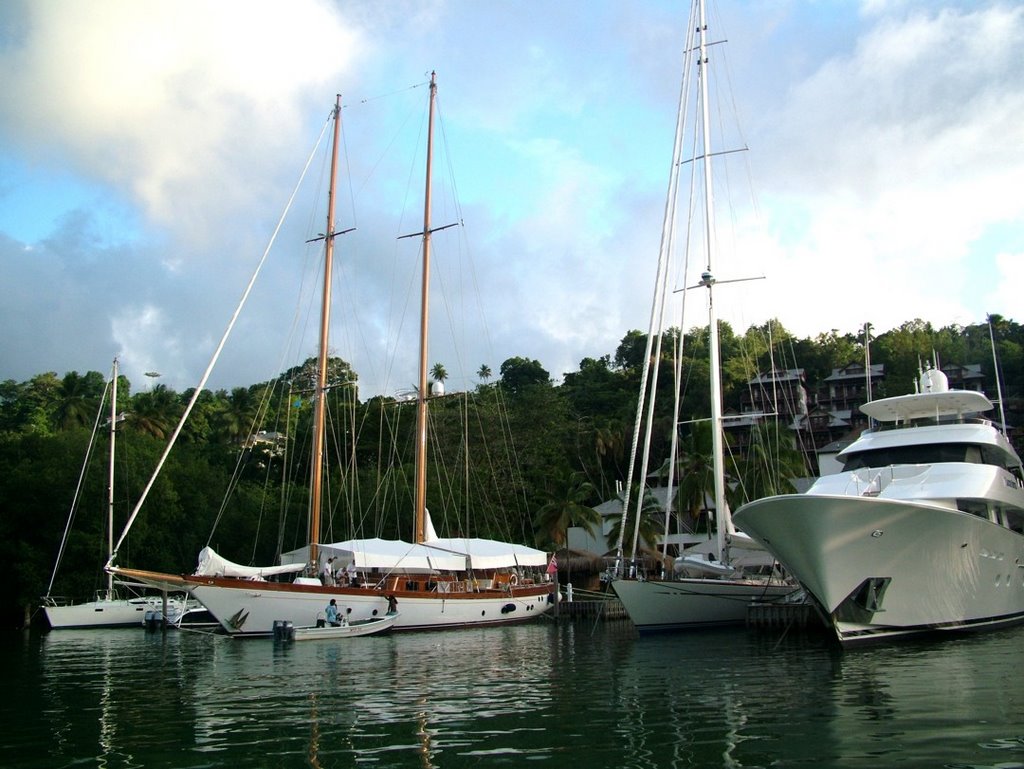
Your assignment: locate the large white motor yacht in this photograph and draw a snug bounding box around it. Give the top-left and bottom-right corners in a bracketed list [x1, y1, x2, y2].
[735, 365, 1024, 644]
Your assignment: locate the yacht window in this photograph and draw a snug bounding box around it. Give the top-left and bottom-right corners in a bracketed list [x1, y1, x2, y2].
[843, 443, 976, 471]
[956, 500, 987, 518]
[1005, 509, 1024, 534]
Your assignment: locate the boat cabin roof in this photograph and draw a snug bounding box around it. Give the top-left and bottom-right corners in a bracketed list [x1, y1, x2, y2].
[860, 389, 992, 423]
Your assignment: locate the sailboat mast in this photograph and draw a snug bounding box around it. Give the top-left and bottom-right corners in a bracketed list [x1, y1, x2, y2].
[106, 358, 117, 600]
[695, 0, 730, 558]
[309, 94, 343, 568]
[413, 72, 437, 544]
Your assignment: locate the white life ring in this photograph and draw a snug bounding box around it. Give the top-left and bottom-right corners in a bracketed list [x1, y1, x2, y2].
[508, 573, 519, 587]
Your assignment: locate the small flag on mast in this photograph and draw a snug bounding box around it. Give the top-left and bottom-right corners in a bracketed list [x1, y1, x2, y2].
[546, 554, 558, 575]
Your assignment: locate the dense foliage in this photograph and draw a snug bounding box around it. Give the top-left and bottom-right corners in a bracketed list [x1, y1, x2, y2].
[3, 316, 1021, 627]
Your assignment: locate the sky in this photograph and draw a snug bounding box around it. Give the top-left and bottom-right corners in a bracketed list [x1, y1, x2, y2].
[1, 0, 1022, 399]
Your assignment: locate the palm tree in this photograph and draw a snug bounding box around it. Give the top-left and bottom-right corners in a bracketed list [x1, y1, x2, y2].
[476, 364, 492, 382]
[52, 371, 105, 431]
[592, 418, 627, 493]
[675, 421, 715, 526]
[128, 384, 180, 439]
[729, 420, 806, 506]
[533, 471, 601, 550]
[430, 363, 448, 393]
[215, 387, 259, 445]
[605, 483, 662, 555]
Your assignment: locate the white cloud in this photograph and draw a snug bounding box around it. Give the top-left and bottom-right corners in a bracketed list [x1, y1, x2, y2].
[989, 252, 1024, 320]
[0, 1, 1020, 398]
[0, 0, 362, 248]
[736, 3, 1024, 339]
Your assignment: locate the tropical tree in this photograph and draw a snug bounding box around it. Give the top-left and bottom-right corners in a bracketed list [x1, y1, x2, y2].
[499, 357, 550, 397]
[476, 364, 492, 383]
[729, 420, 807, 506]
[604, 482, 661, 555]
[533, 471, 600, 550]
[430, 362, 448, 391]
[215, 387, 259, 445]
[52, 370, 106, 432]
[675, 420, 715, 525]
[614, 330, 648, 371]
[588, 417, 627, 498]
[127, 384, 180, 439]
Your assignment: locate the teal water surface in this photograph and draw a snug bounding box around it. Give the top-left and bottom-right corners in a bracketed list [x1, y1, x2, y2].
[4, 620, 1024, 768]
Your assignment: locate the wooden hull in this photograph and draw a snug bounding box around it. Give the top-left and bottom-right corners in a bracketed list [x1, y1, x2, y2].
[114, 567, 555, 635]
[188, 577, 555, 635]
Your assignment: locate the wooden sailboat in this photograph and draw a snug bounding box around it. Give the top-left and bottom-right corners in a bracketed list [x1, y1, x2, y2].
[610, 0, 796, 632]
[108, 79, 555, 635]
[43, 359, 185, 629]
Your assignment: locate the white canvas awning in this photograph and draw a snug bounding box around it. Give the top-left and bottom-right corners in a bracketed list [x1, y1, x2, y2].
[424, 537, 549, 569]
[194, 546, 305, 578]
[281, 539, 467, 572]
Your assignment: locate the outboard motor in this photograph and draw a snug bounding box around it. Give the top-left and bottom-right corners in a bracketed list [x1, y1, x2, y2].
[272, 619, 295, 642]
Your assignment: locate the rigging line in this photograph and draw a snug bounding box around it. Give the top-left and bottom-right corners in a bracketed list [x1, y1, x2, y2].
[434, 94, 468, 229]
[211, 120, 338, 548]
[46, 376, 112, 597]
[249, 383, 287, 566]
[351, 79, 431, 107]
[274, 383, 294, 562]
[616, 3, 698, 567]
[107, 110, 335, 567]
[988, 314, 1008, 437]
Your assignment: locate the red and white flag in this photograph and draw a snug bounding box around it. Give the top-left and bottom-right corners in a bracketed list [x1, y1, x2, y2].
[546, 554, 558, 575]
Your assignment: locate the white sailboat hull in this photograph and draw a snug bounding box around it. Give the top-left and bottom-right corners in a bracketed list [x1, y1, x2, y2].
[611, 577, 795, 633]
[735, 494, 1024, 644]
[43, 596, 178, 629]
[187, 578, 554, 636]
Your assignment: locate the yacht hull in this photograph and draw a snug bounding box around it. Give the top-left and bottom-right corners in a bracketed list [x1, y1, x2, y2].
[735, 495, 1024, 644]
[43, 596, 180, 630]
[611, 577, 796, 633]
[184, 576, 554, 635]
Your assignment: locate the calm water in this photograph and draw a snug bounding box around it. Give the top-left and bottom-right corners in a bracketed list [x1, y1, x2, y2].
[4, 619, 1024, 768]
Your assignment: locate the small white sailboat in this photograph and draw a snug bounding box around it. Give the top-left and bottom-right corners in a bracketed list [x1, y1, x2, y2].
[735, 359, 1024, 644]
[108, 80, 555, 635]
[42, 359, 185, 629]
[610, 0, 795, 631]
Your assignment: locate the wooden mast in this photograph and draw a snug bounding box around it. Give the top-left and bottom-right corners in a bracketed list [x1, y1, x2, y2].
[413, 72, 437, 544]
[309, 94, 343, 568]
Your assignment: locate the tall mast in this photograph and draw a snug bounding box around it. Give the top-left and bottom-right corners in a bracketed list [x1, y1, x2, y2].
[309, 94, 343, 567]
[864, 322, 873, 401]
[413, 72, 437, 544]
[695, 0, 730, 560]
[106, 358, 118, 600]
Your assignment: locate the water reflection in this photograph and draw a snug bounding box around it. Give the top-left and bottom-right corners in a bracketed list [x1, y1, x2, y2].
[5, 623, 1024, 768]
